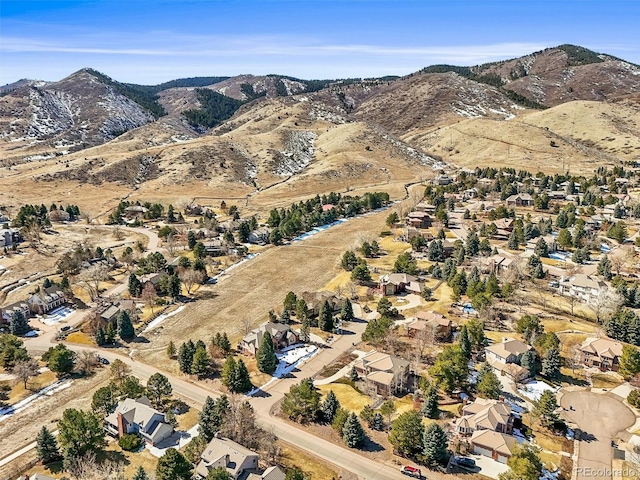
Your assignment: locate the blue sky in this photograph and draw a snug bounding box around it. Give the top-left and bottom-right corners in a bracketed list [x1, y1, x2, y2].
[1, 0, 639, 85]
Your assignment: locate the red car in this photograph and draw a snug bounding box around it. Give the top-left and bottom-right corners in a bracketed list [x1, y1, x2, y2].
[400, 465, 422, 478]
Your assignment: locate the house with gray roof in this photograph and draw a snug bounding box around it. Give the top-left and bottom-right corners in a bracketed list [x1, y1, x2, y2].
[105, 396, 173, 446]
[195, 435, 260, 479]
[238, 322, 300, 356]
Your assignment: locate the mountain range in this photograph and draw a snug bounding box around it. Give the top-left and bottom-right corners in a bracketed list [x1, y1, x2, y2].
[0, 44, 639, 215]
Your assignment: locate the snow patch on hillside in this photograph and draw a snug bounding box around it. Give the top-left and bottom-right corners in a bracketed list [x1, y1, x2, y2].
[274, 131, 317, 175]
[98, 86, 154, 139]
[27, 89, 75, 138]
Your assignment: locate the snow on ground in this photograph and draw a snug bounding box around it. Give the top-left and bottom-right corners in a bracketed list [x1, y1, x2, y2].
[247, 345, 319, 396]
[39, 306, 75, 325]
[143, 305, 186, 333]
[208, 253, 260, 283]
[147, 424, 199, 458]
[0, 379, 72, 421]
[517, 380, 556, 402]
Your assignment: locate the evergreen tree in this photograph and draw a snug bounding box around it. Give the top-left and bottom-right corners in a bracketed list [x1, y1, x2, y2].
[105, 322, 116, 344]
[178, 341, 195, 374]
[619, 345, 640, 380]
[187, 231, 197, 250]
[95, 326, 106, 346]
[231, 359, 252, 393]
[388, 411, 424, 457]
[128, 273, 142, 297]
[421, 385, 439, 419]
[422, 423, 449, 467]
[116, 311, 135, 340]
[199, 396, 222, 442]
[257, 332, 278, 375]
[10, 311, 30, 336]
[507, 230, 519, 250]
[341, 299, 354, 323]
[146, 373, 173, 408]
[281, 378, 321, 423]
[520, 350, 537, 378]
[300, 317, 310, 343]
[534, 237, 548, 257]
[322, 390, 340, 422]
[221, 356, 236, 388]
[156, 448, 193, 480]
[459, 325, 471, 359]
[598, 255, 613, 280]
[167, 340, 176, 358]
[542, 347, 561, 379]
[359, 404, 374, 424]
[191, 346, 210, 378]
[36, 426, 61, 464]
[532, 390, 560, 429]
[319, 300, 334, 332]
[349, 365, 359, 381]
[47, 344, 75, 377]
[285, 467, 306, 480]
[132, 466, 149, 480]
[342, 413, 365, 448]
[284, 291, 297, 312]
[477, 368, 502, 399]
[371, 413, 384, 431]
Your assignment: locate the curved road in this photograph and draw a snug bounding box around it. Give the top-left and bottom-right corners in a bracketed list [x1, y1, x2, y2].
[560, 389, 636, 480]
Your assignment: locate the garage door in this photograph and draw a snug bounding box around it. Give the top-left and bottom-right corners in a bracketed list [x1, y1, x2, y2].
[497, 454, 509, 464]
[474, 445, 492, 457]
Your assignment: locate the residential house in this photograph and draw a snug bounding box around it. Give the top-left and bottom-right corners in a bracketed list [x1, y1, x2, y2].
[558, 274, 605, 301]
[578, 337, 624, 372]
[97, 300, 138, 323]
[0, 229, 21, 248]
[104, 397, 174, 446]
[485, 339, 530, 365]
[493, 218, 514, 232]
[195, 436, 260, 479]
[378, 273, 422, 296]
[505, 193, 534, 207]
[524, 235, 558, 254]
[400, 227, 433, 243]
[124, 205, 147, 219]
[1, 301, 31, 324]
[433, 174, 454, 186]
[407, 311, 452, 341]
[470, 430, 518, 463]
[353, 351, 410, 397]
[405, 211, 432, 228]
[246, 466, 287, 480]
[27, 285, 65, 315]
[139, 273, 164, 291]
[548, 191, 567, 200]
[17, 474, 57, 480]
[414, 202, 437, 214]
[300, 291, 341, 317]
[203, 238, 227, 257]
[480, 255, 514, 275]
[491, 362, 530, 383]
[238, 322, 300, 356]
[455, 398, 514, 436]
[248, 227, 271, 244]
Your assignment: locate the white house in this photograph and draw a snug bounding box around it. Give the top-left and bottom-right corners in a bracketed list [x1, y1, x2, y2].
[105, 397, 174, 446]
[558, 274, 605, 301]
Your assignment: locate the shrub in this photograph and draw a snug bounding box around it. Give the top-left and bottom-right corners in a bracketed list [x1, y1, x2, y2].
[118, 433, 143, 452]
[628, 389, 640, 408]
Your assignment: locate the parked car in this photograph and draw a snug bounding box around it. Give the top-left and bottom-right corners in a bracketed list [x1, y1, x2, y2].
[400, 465, 422, 478]
[96, 356, 110, 365]
[60, 325, 71, 332]
[24, 330, 39, 337]
[454, 457, 476, 469]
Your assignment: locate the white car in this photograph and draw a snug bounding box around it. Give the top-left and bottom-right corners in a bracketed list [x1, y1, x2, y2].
[24, 330, 39, 337]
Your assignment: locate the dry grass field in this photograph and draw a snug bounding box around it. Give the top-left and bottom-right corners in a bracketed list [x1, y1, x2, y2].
[135, 209, 392, 365]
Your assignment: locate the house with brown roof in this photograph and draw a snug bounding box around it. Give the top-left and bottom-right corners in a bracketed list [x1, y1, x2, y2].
[353, 351, 410, 397]
[407, 311, 452, 341]
[378, 273, 422, 296]
[238, 322, 300, 356]
[104, 397, 174, 446]
[455, 398, 514, 436]
[480, 255, 514, 275]
[300, 291, 341, 317]
[505, 193, 534, 207]
[246, 466, 287, 480]
[471, 430, 518, 463]
[578, 337, 624, 372]
[558, 274, 605, 301]
[405, 211, 432, 228]
[485, 338, 530, 365]
[195, 436, 259, 479]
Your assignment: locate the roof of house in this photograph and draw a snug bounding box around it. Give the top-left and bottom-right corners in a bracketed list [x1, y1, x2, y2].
[566, 274, 604, 290]
[485, 339, 530, 359]
[105, 397, 168, 438]
[506, 193, 533, 202]
[239, 322, 297, 349]
[490, 360, 529, 379]
[379, 273, 419, 285]
[196, 436, 259, 479]
[139, 273, 163, 285]
[367, 370, 395, 386]
[407, 211, 431, 219]
[579, 337, 624, 359]
[354, 351, 409, 375]
[414, 311, 450, 325]
[471, 430, 518, 456]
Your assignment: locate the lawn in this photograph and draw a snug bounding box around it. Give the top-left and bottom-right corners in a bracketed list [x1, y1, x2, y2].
[539, 451, 562, 471]
[277, 441, 339, 480]
[590, 372, 623, 389]
[176, 402, 200, 431]
[317, 382, 370, 413]
[8, 370, 58, 404]
[66, 331, 96, 345]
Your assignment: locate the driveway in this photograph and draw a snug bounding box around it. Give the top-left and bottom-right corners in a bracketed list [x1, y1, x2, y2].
[560, 389, 636, 480]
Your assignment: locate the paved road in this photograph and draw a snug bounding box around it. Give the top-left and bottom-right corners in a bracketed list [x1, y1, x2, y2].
[560, 390, 636, 480]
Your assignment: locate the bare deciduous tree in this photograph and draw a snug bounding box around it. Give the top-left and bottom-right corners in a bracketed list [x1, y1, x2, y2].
[588, 287, 624, 324]
[76, 351, 100, 376]
[240, 316, 252, 336]
[179, 269, 205, 295]
[13, 358, 39, 389]
[112, 225, 124, 241]
[141, 282, 157, 315]
[77, 264, 110, 301]
[164, 234, 179, 256]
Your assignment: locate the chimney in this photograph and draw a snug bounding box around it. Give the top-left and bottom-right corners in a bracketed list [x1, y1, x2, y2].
[117, 413, 126, 437]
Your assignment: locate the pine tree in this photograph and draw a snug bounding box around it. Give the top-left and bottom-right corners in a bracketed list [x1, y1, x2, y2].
[349, 366, 358, 381]
[199, 396, 222, 442]
[132, 466, 149, 480]
[10, 311, 30, 336]
[232, 359, 253, 393]
[36, 426, 60, 464]
[166, 340, 176, 359]
[459, 325, 471, 358]
[219, 333, 231, 354]
[156, 448, 193, 480]
[94, 326, 106, 346]
[221, 356, 236, 388]
[342, 413, 365, 448]
[105, 322, 116, 344]
[422, 423, 449, 466]
[520, 350, 537, 378]
[371, 413, 384, 431]
[542, 347, 561, 379]
[128, 273, 142, 297]
[532, 390, 560, 428]
[116, 311, 135, 340]
[507, 230, 519, 250]
[300, 317, 310, 343]
[359, 404, 374, 424]
[477, 369, 502, 399]
[341, 299, 354, 323]
[191, 346, 210, 379]
[322, 390, 340, 422]
[319, 300, 334, 332]
[257, 332, 278, 375]
[178, 341, 195, 374]
[421, 385, 439, 419]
